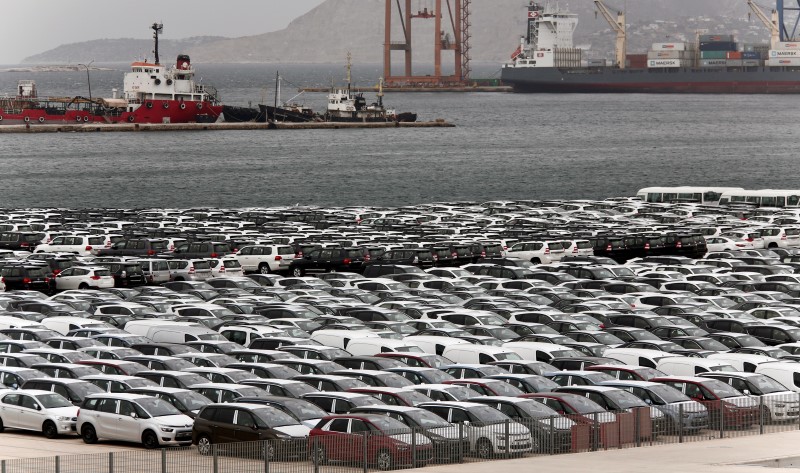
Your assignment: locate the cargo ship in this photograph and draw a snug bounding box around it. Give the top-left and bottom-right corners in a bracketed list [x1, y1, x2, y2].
[0, 23, 222, 124]
[501, 2, 800, 94]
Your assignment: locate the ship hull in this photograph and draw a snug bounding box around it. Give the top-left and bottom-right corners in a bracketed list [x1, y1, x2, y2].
[501, 66, 800, 94]
[261, 105, 316, 123]
[0, 99, 222, 125]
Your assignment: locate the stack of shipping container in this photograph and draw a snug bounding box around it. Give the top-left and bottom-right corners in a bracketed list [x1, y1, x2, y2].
[644, 34, 771, 69]
[767, 41, 800, 67]
[646, 42, 696, 68]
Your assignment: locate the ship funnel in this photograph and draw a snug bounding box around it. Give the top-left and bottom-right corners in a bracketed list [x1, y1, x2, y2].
[112, 88, 118, 99]
[177, 54, 191, 70]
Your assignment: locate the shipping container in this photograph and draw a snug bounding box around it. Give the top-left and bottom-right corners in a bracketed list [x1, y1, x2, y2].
[651, 42, 687, 51]
[776, 42, 800, 49]
[554, 48, 582, 68]
[700, 51, 728, 59]
[626, 54, 648, 69]
[770, 49, 800, 57]
[699, 34, 735, 42]
[767, 57, 800, 66]
[726, 51, 742, 59]
[741, 59, 762, 67]
[700, 59, 727, 67]
[699, 42, 737, 52]
[726, 59, 743, 66]
[742, 51, 761, 59]
[585, 59, 606, 67]
[646, 50, 695, 60]
[647, 59, 687, 68]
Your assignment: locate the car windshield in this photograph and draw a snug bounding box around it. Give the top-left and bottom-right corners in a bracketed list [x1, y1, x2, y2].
[441, 385, 475, 401]
[604, 389, 648, 409]
[609, 268, 636, 277]
[253, 407, 299, 428]
[137, 397, 183, 417]
[703, 379, 744, 398]
[591, 269, 615, 279]
[550, 349, 583, 358]
[748, 375, 790, 394]
[471, 405, 510, 423]
[407, 409, 452, 428]
[369, 415, 412, 434]
[70, 382, 104, 397]
[35, 393, 72, 409]
[494, 352, 523, 361]
[396, 390, 433, 405]
[698, 339, 729, 351]
[169, 391, 211, 410]
[516, 399, 560, 419]
[282, 400, 327, 420]
[593, 333, 624, 344]
[647, 384, 690, 404]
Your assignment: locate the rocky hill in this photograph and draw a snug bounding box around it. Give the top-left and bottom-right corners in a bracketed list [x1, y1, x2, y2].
[23, 0, 765, 64]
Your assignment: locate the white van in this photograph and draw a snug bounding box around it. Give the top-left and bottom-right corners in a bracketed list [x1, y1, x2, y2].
[603, 348, 683, 369]
[310, 330, 381, 350]
[404, 335, 471, 356]
[502, 341, 581, 363]
[0, 316, 45, 331]
[41, 317, 112, 336]
[442, 344, 522, 365]
[707, 353, 778, 373]
[124, 320, 224, 343]
[345, 338, 424, 356]
[656, 357, 737, 376]
[755, 362, 800, 392]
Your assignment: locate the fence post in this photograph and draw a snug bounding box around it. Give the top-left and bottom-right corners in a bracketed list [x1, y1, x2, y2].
[549, 416, 555, 456]
[55, 456, 60, 473]
[412, 427, 417, 468]
[719, 401, 724, 439]
[591, 413, 599, 452]
[635, 408, 641, 448]
[161, 449, 167, 473]
[263, 440, 270, 473]
[213, 445, 219, 473]
[505, 419, 511, 459]
[312, 438, 319, 473]
[759, 396, 765, 435]
[458, 423, 464, 463]
[362, 432, 368, 473]
[1, 459, 4, 473]
[108, 452, 113, 473]
[678, 404, 684, 444]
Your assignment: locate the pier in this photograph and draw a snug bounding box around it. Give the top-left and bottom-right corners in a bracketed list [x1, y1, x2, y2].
[0, 120, 454, 133]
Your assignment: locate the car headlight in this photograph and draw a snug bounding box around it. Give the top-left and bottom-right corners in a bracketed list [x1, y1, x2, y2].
[775, 404, 786, 408]
[160, 427, 175, 433]
[56, 416, 72, 422]
[396, 445, 410, 451]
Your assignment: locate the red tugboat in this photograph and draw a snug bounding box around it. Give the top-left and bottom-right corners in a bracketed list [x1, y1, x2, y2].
[0, 23, 222, 125]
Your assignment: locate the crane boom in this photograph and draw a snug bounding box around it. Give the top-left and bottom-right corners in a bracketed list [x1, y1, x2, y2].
[594, 1, 626, 69]
[747, 0, 781, 48]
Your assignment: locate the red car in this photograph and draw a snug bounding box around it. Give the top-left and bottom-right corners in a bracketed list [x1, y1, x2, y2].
[309, 414, 434, 470]
[651, 376, 759, 429]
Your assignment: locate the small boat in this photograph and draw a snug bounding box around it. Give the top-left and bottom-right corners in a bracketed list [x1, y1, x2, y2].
[260, 72, 316, 123]
[324, 54, 417, 123]
[221, 105, 265, 123]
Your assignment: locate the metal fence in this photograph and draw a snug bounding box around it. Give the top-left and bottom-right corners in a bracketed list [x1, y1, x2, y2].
[3, 394, 800, 473]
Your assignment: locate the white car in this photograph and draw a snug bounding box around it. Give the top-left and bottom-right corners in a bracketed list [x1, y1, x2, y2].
[207, 257, 244, 278]
[77, 393, 193, 448]
[722, 230, 765, 249]
[0, 389, 79, 438]
[234, 244, 296, 274]
[704, 236, 750, 252]
[34, 235, 108, 256]
[507, 241, 565, 264]
[54, 266, 115, 290]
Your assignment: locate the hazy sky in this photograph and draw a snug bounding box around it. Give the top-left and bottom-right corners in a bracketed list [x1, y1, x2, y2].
[1, 0, 325, 64]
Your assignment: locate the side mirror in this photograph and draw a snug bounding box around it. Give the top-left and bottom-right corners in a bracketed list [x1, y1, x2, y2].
[35, 404, 41, 411]
[130, 412, 137, 418]
[463, 420, 470, 426]
[743, 389, 751, 395]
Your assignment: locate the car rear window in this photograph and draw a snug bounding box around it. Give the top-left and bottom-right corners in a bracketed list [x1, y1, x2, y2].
[24, 234, 45, 243]
[213, 244, 230, 253]
[150, 241, 168, 250]
[277, 246, 294, 255]
[346, 250, 364, 259]
[27, 267, 48, 278]
[193, 261, 211, 270]
[223, 260, 241, 268]
[95, 269, 112, 277]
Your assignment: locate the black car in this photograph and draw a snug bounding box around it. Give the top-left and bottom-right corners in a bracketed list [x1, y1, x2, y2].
[96, 238, 169, 257]
[0, 264, 54, 293]
[745, 325, 800, 346]
[288, 247, 367, 276]
[0, 232, 47, 251]
[94, 262, 146, 287]
[375, 249, 436, 268]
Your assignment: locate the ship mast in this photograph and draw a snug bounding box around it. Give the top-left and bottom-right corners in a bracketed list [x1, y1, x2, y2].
[152, 22, 164, 65]
[345, 52, 352, 93]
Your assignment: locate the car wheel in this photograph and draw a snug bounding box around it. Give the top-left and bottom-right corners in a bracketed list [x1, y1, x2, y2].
[43, 420, 58, 439]
[78, 283, 89, 289]
[142, 430, 159, 449]
[476, 438, 493, 459]
[81, 424, 97, 444]
[530, 258, 541, 264]
[258, 264, 271, 274]
[292, 267, 305, 277]
[311, 444, 327, 465]
[376, 449, 393, 471]
[0, 416, 4, 433]
[197, 435, 212, 455]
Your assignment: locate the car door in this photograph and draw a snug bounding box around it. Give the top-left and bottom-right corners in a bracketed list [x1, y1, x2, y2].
[0, 393, 21, 428]
[211, 406, 237, 443]
[320, 418, 353, 462]
[117, 400, 143, 442]
[17, 394, 46, 431]
[233, 409, 260, 442]
[93, 398, 120, 438]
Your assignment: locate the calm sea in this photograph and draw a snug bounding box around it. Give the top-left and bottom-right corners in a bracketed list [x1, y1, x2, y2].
[0, 63, 797, 208]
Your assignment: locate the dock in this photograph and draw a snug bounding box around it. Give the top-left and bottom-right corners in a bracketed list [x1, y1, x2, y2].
[0, 120, 454, 133]
[300, 86, 511, 93]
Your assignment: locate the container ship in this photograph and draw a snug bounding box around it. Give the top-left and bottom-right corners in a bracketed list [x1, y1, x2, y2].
[0, 23, 222, 125]
[501, 1, 800, 94]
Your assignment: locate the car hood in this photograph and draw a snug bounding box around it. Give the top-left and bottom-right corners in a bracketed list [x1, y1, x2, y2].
[427, 426, 466, 440]
[535, 416, 576, 431]
[273, 424, 311, 438]
[156, 414, 194, 428]
[660, 400, 707, 415]
[50, 406, 79, 417]
[301, 418, 323, 429]
[725, 396, 759, 408]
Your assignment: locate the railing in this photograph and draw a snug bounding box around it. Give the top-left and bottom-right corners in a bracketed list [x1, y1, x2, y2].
[3, 394, 800, 473]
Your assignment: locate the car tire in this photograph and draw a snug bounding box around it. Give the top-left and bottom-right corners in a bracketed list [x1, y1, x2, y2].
[476, 438, 493, 459]
[0, 416, 4, 433]
[258, 264, 271, 274]
[197, 435, 212, 455]
[530, 258, 541, 264]
[78, 283, 89, 289]
[292, 267, 305, 277]
[376, 449, 393, 471]
[142, 430, 159, 449]
[81, 424, 97, 444]
[43, 420, 58, 439]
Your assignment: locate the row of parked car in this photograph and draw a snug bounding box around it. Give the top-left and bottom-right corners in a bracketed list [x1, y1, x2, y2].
[0, 199, 797, 468]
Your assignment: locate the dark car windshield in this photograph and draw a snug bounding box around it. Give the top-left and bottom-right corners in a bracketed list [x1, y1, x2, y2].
[173, 391, 212, 411]
[35, 393, 73, 409]
[406, 409, 451, 428]
[605, 389, 648, 409]
[369, 415, 412, 434]
[137, 397, 183, 417]
[471, 405, 510, 423]
[748, 375, 790, 394]
[515, 399, 561, 419]
[646, 384, 690, 404]
[253, 407, 299, 428]
[703, 379, 744, 398]
[281, 399, 327, 420]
